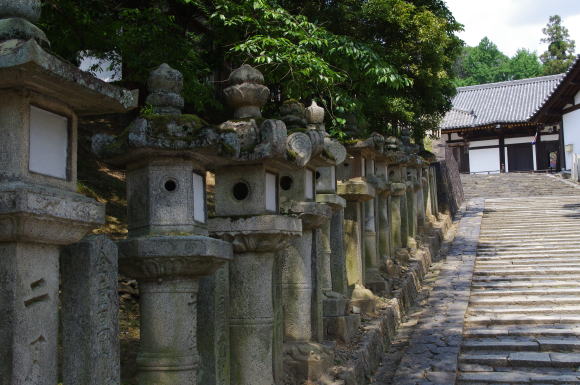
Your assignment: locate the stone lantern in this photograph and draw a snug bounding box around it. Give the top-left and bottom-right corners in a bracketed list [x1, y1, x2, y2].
[342, 135, 391, 296]
[277, 100, 347, 383]
[0, 2, 137, 384]
[337, 153, 377, 314]
[94, 64, 234, 385]
[209, 65, 302, 385]
[384, 137, 409, 268]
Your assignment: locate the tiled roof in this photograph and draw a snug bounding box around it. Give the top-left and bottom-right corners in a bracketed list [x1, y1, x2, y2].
[441, 74, 565, 130]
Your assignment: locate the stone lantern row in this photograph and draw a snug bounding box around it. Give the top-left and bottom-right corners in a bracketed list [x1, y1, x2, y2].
[0, 2, 441, 385]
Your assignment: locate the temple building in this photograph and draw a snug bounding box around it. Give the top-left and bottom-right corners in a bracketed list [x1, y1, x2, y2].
[440, 74, 563, 173]
[439, 56, 580, 174]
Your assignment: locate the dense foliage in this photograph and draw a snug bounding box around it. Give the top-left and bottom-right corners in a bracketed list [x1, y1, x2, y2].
[540, 15, 576, 75]
[40, 0, 463, 140]
[453, 38, 543, 87]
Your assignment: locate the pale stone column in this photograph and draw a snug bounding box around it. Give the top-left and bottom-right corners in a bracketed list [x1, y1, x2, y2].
[210, 217, 301, 385]
[399, 165, 409, 248]
[338, 179, 377, 314]
[389, 183, 407, 252]
[280, 201, 333, 382]
[377, 189, 392, 277]
[406, 167, 417, 247]
[0, 3, 135, 384]
[61, 236, 120, 385]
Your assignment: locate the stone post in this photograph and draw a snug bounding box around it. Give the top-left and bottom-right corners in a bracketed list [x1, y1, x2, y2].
[337, 178, 376, 314]
[95, 64, 233, 385]
[208, 65, 302, 385]
[61, 236, 120, 385]
[316, 167, 361, 342]
[0, 3, 136, 384]
[374, 160, 393, 281]
[405, 165, 418, 249]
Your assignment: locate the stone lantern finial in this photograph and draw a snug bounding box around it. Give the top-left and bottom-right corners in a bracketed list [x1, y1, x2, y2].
[145, 63, 184, 115]
[223, 64, 270, 119]
[0, 0, 48, 45]
[305, 101, 325, 125]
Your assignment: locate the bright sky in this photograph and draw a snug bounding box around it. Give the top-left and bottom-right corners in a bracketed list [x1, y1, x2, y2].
[445, 0, 580, 57]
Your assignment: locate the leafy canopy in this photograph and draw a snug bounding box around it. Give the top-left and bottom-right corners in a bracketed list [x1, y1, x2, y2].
[540, 15, 576, 75]
[453, 38, 544, 86]
[40, 0, 463, 140]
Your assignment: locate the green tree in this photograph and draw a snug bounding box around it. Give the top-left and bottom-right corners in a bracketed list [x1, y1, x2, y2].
[508, 49, 543, 80]
[453, 39, 544, 86]
[540, 15, 576, 75]
[453, 37, 509, 86]
[39, 0, 462, 141]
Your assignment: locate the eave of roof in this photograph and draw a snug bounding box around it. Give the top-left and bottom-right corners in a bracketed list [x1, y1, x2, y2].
[531, 55, 580, 124]
[441, 73, 565, 131]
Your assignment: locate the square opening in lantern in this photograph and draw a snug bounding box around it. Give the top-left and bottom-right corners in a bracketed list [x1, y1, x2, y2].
[192, 172, 206, 223]
[265, 172, 278, 212]
[29, 106, 69, 180]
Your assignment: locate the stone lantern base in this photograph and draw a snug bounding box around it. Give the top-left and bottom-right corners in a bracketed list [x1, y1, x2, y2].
[283, 341, 334, 385]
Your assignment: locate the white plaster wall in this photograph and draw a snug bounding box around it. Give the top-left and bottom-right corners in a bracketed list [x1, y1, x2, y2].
[505, 136, 534, 145]
[541, 134, 559, 141]
[563, 109, 580, 169]
[575, 90, 580, 105]
[469, 148, 500, 173]
[469, 139, 499, 148]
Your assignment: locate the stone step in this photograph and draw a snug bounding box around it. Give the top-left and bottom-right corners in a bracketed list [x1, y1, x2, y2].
[476, 257, 580, 264]
[472, 274, 580, 282]
[474, 268, 580, 276]
[469, 295, 580, 306]
[474, 263, 580, 270]
[477, 248, 580, 254]
[462, 337, 580, 353]
[467, 305, 580, 315]
[464, 325, 580, 338]
[465, 314, 580, 327]
[471, 281, 580, 289]
[470, 288, 580, 297]
[457, 370, 580, 384]
[459, 351, 580, 368]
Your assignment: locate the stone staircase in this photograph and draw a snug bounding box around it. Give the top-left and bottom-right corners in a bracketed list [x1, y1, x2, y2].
[460, 173, 580, 200]
[457, 195, 580, 384]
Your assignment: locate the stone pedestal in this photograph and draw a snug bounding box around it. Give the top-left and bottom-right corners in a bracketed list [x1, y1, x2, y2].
[61, 235, 120, 385]
[317, 194, 360, 342]
[338, 178, 376, 315]
[280, 201, 334, 384]
[405, 178, 417, 250]
[0, 183, 104, 385]
[118, 237, 232, 385]
[377, 187, 394, 279]
[210, 216, 301, 385]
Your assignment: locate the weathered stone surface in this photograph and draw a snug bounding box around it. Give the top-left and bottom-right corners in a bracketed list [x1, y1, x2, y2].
[0, 182, 104, 244]
[117, 235, 233, 279]
[337, 178, 375, 202]
[223, 64, 270, 119]
[145, 63, 184, 114]
[198, 265, 230, 385]
[286, 132, 313, 167]
[0, 242, 60, 385]
[305, 101, 325, 125]
[61, 235, 119, 385]
[0, 39, 137, 114]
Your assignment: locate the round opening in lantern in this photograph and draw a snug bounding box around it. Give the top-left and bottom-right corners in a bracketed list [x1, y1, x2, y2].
[164, 179, 178, 192]
[280, 176, 293, 191]
[233, 181, 250, 201]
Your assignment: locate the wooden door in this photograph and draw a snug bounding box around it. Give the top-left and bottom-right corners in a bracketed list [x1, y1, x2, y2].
[507, 143, 534, 172]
